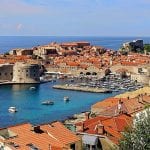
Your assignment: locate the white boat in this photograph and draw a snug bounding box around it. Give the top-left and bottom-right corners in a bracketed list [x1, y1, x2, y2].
[29, 87, 36, 90]
[8, 107, 18, 113]
[41, 100, 54, 105]
[64, 96, 70, 102]
[119, 87, 127, 90]
[112, 89, 119, 92]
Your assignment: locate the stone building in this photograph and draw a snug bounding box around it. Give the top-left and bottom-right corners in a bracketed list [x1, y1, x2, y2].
[33, 46, 58, 59]
[9, 49, 33, 56]
[75, 41, 90, 48]
[131, 66, 150, 85]
[12, 62, 40, 83]
[120, 39, 144, 52]
[0, 64, 13, 81]
[60, 41, 90, 48]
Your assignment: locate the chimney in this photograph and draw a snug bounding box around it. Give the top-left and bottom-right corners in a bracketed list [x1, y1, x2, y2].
[81, 122, 85, 132]
[97, 123, 104, 135]
[118, 99, 123, 114]
[31, 125, 43, 133]
[85, 112, 90, 120]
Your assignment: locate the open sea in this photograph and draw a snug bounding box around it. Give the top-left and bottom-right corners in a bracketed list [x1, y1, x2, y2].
[0, 36, 150, 53]
[0, 36, 150, 128]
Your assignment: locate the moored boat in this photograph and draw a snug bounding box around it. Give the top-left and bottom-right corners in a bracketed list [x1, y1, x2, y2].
[29, 87, 36, 90]
[41, 100, 54, 105]
[64, 96, 70, 102]
[8, 107, 18, 113]
[112, 89, 119, 92]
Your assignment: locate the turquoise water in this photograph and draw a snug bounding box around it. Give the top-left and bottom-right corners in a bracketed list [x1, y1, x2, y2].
[0, 36, 150, 127]
[0, 80, 117, 128]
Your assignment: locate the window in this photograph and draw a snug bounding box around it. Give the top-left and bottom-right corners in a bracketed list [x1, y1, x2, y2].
[138, 68, 143, 73]
[92, 145, 96, 150]
[70, 143, 75, 150]
[84, 144, 97, 150]
[85, 144, 90, 150]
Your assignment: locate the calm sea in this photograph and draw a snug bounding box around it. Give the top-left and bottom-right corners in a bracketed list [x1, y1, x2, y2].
[0, 81, 119, 127]
[0, 36, 150, 128]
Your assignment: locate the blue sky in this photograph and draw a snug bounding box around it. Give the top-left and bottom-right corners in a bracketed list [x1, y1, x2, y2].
[0, 0, 150, 36]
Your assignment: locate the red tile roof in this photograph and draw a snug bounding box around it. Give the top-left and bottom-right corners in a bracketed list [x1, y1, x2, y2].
[0, 122, 80, 150]
[92, 95, 150, 116]
[75, 114, 132, 144]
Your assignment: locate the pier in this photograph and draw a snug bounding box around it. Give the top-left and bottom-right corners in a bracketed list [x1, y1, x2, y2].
[53, 84, 112, 93]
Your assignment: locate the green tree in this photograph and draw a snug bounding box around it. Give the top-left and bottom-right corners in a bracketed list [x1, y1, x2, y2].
[119, 109, 150, 150]
[144, 44, 150, 53]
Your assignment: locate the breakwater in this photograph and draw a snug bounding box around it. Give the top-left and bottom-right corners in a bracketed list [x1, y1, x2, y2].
[53, 84, 112, 93]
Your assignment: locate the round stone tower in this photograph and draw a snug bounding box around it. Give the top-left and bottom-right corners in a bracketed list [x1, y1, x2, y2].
[12, 62, 40, 83]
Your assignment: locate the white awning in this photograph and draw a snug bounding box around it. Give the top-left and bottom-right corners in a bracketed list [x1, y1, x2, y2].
[82, 134, 98, 145]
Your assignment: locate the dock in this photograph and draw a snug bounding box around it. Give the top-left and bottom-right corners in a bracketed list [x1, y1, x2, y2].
[53, 84, 112, 93]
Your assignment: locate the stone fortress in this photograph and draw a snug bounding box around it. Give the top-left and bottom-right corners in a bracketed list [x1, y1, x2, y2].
[0, 62, 40, 84]
[120, 39, 144, 53]
[0, 64, 13, 81]
[12, 62, 40, 83]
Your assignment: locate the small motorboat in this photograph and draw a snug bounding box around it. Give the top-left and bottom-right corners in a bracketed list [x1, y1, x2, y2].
[64, 96, 70, 102]
[29, 87, 36, 90]
[112, 89, 119, 92]
[69, 79, 74, 82]
[41, 100, 54, 105]
[8, 107, 18, 113]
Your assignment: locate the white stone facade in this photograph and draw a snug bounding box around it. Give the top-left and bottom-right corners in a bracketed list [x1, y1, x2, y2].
[0, 64, 13, 81]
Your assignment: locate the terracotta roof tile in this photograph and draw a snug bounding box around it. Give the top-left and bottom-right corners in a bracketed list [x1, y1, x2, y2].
[75, 114, 132, 145]
[0, 122, 80, 150]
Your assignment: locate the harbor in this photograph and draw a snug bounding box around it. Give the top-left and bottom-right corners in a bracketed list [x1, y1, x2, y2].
[0, 80, 117, 128]
[53, 72, 143, 94]
[0, 70, 145, 128]
[53, 84, 112, 93]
